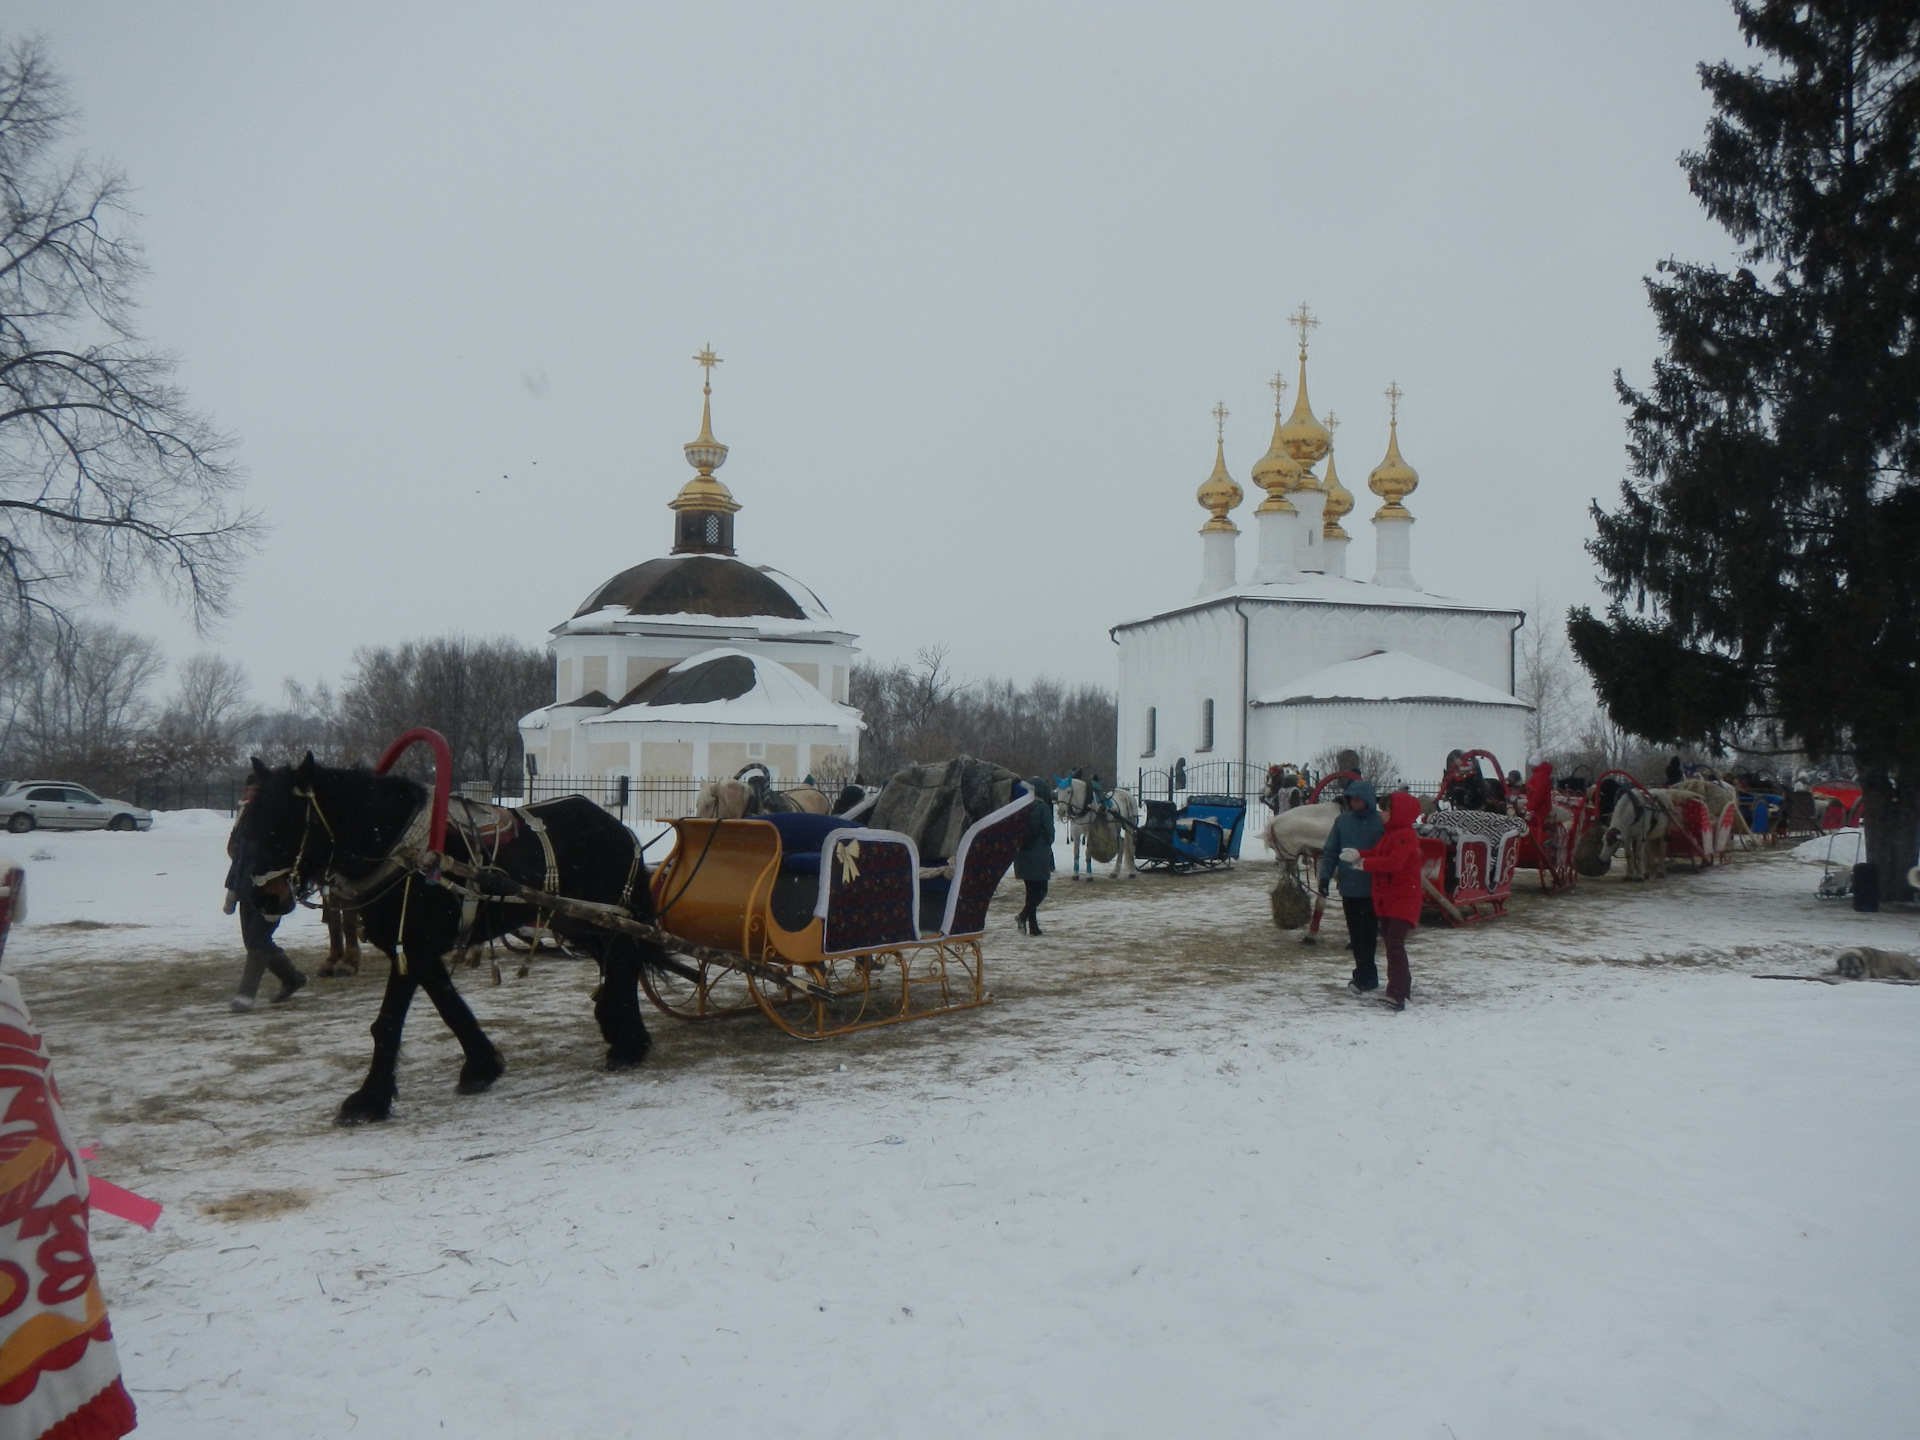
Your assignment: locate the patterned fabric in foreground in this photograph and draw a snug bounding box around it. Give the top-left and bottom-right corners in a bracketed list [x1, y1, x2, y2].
[0, 972, 137, 1440]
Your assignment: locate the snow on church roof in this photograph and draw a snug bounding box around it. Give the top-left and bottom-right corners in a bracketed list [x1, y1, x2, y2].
[560, 558, 847, 640]
[1253, 650, 1530, 710]
[1112, 574, 1523, 633]
[581, 648, 862, 729]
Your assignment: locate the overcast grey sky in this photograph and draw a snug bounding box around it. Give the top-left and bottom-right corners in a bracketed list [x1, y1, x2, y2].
[11, 0, 1744, 702]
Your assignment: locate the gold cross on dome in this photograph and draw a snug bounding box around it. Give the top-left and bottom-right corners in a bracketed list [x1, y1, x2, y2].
[694, 345, 722, 372]
[1212, 401, 1229, 440]
[1289, 304, 1319, 354]
[1268, 371, 1288, 414]
[1385, 380, 1404, 423]
[1324, 410, 1339, 447]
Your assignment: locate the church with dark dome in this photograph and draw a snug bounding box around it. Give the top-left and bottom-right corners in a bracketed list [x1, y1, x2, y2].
[518, 350, 864, 784]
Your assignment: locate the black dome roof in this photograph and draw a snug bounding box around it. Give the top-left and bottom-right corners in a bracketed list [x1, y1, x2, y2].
[574, 556, 811, 620]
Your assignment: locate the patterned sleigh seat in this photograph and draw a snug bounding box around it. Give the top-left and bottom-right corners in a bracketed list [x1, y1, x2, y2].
[1416, 808, 1529, 918]
[810, 828, 922, 957]
[748, 812, 923, 955]
[919, 784, 1034, 941]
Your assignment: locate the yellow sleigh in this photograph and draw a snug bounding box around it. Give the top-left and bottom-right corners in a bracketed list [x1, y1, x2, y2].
[640, 790, 1034, 1040]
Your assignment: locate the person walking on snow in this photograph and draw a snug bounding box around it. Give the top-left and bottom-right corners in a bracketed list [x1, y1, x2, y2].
[1013, 777, 1056, 935]
[1341, 790, 1425, 1011]
[1317, 779, 1385, 993]
[224, 775, 308, 1012]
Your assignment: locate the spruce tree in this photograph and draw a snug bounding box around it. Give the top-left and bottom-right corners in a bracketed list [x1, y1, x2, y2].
[1570, 0, 1920, 897]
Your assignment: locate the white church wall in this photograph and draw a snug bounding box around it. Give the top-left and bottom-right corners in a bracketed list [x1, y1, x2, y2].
[1245, 603, 1517, 699]
[1118, 593, 1525, 783]
[1251, 701, 1527, 788]
[1116, 609, 1244, 774]
[572, 721, 858, 781]
[640, 740, 693, 776]
[586, 740, 629, 773]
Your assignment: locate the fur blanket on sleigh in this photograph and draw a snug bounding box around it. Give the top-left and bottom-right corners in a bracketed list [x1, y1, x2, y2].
[868, 756, 1019, 864]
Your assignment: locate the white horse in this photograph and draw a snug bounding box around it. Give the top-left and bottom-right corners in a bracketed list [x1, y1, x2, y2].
[1060, 778, 1139, 879]
[1262, 801, 1341, 886]
[1598, 786, 1672, 880]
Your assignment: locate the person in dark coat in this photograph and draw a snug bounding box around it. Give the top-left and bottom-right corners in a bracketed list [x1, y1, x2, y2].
[1665, 754, 1685, 785]
[1013, 778, 1056, 935]
[1343, 790, 1425, 1011]
[224, 776, 307, 1012]
[1317, 778, 1385, 993]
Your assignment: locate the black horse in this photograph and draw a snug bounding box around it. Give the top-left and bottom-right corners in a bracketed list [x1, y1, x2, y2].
[238, 755, 662, 1125]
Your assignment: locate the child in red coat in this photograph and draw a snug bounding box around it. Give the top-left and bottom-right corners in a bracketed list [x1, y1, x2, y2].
[1340, 790, 1425, 1011]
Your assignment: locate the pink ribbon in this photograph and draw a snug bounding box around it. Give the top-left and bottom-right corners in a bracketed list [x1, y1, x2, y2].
[77, 1151, 162, 1232]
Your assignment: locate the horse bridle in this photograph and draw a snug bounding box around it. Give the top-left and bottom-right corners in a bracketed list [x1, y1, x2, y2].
[250, 784, 335, 904]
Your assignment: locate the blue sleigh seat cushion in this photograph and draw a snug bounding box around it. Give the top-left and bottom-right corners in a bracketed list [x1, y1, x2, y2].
[765, 812, 858, 874]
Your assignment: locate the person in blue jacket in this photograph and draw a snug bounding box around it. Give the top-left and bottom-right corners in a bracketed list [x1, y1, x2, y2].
[1317, 778, 1385, 994]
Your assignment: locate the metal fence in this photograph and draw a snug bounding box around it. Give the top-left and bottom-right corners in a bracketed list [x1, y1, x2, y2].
[130, 778, 246, 814]
[125, 773, 805, 825]
[496, 774, 828, 826]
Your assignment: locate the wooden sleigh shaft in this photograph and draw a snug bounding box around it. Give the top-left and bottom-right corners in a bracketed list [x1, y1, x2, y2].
[422, 848, 838, 1002]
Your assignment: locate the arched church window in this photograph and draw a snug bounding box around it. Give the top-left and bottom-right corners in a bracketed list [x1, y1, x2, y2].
[1199, 699, 1214, 753]
[1142, 707, 1157, 757]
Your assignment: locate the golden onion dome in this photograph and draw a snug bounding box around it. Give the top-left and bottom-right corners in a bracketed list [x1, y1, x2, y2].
[1249, 373, 1301, 513]
[1196, 433, 1243, 534]
[671, 349, 740, 516]
[1321, 418, 1353, 539]
[1368, 384, 1419, 519]
[1278, 352, 1331, 484]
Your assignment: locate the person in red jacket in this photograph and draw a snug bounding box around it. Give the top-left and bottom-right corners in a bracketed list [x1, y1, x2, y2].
[1340, 790, 1425, 1011]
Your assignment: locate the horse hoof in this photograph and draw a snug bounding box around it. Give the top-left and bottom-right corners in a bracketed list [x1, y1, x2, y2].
[335, 1093, 392, 1126]
[457, 1054, 506, 1095]
[605, 1045, 651, 1072]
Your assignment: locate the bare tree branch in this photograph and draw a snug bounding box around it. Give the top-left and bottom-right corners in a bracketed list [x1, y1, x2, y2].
[0, 36, 260, 632]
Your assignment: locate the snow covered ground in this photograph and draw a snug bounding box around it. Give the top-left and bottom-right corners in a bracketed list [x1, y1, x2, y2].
[3, 815, 1918, 1438]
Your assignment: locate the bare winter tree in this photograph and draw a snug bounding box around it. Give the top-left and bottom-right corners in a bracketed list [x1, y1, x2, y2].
[147, 652, 255, 782]
[337, 636, 549, 788]
[0, 38, 259, 635]
[1309, 745, 1404, 789]
[850, 651, 1118, 782]
[0, 614, 162, 790]
[249, 677, 345, 767]
[1515, 598, 1586, 756]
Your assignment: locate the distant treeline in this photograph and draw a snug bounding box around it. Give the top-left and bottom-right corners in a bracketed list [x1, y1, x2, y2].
[0, 620, 548, 798]
[0, 621, 1116, 802]
[850, 648, 1117, 785]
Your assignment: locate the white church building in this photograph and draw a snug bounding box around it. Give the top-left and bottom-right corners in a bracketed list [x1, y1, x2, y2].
[1113, 317, 1530, 790]
[518, 352, 864, 784]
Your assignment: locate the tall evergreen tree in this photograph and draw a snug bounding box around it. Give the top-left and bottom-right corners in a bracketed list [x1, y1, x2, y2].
[1570, 1, 1920, 897]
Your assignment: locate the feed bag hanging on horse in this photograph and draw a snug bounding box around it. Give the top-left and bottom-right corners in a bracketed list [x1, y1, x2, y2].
[1086, 814, 1119, 865]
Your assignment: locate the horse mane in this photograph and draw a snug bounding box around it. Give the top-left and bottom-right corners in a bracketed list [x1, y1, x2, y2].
[265, 760, 428, 881]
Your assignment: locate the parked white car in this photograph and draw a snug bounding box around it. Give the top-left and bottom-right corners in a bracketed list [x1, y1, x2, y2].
[0, 781, 153, 833]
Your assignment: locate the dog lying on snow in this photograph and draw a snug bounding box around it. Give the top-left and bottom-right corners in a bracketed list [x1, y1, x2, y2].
[1835, 947, 1920, 981]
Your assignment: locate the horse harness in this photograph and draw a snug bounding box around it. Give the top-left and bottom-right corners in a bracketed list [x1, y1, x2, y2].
[262, 786, 644, 969]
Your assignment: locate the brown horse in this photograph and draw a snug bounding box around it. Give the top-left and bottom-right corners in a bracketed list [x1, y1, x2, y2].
[317, 896, 362, 976]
